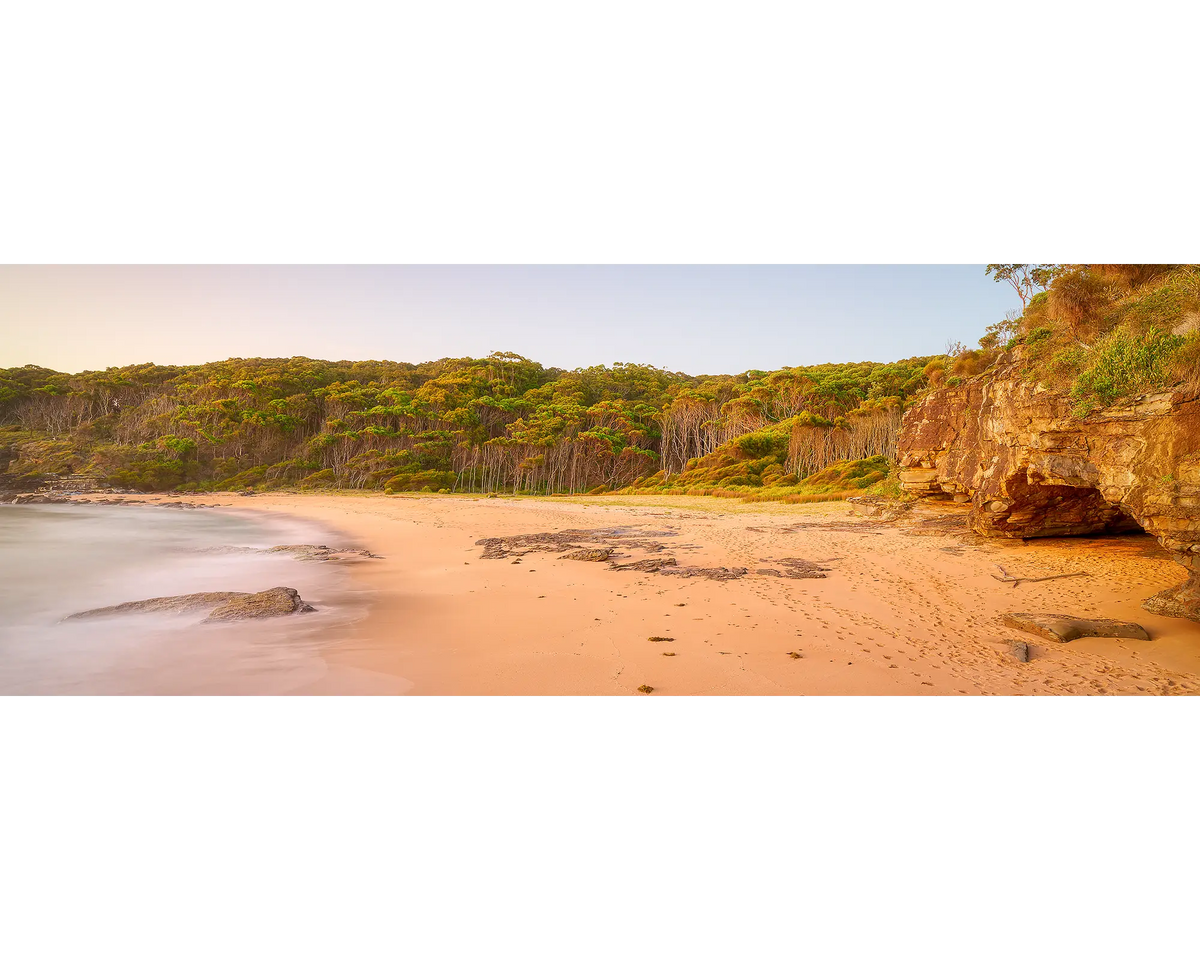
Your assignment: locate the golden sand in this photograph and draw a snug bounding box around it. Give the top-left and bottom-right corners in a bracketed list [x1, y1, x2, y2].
[128, 491, 1200, 695]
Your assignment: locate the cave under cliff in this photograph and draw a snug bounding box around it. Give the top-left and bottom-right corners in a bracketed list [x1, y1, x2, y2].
[896, 351, 1200, 622]
[967, 472, 1146, 540]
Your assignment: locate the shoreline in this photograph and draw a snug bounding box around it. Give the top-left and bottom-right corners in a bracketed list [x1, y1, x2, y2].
[102, 490, 1200, 695]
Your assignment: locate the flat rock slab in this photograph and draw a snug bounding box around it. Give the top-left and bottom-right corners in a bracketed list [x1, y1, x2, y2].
[1001, 613, 1151, 643]
[66, 587, 315, 623]
[65, 592, 248, 620]
[563, 547, 613, 561]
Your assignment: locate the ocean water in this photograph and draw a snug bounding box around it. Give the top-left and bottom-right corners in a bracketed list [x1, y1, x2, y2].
[0, 503, 368, 694]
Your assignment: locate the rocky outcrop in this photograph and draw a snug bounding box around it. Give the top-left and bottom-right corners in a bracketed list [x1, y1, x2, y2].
[65, 587, 316, 623]
[202, 587, 316, 622]
[897, 351, 1200, 622]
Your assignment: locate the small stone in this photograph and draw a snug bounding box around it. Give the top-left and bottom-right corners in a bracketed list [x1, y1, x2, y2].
[1010, 640, 1030, 662]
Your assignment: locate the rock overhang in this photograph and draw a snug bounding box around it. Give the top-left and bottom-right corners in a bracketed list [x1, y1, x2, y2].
[896, 354, 1200, 622]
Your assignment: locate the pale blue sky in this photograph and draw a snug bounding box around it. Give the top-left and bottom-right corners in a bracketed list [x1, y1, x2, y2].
[0, 265, 1020, 375]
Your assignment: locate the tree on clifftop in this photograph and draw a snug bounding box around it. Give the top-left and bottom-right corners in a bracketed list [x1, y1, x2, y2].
[985, 264, 1060, 310]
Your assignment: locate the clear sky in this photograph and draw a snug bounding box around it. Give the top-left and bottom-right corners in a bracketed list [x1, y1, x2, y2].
[0, 265, 1020, 375]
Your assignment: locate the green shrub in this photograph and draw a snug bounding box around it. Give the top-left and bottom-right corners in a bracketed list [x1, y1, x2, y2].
[300, 468, 336, 488]
[736, 430, 789, 459]
[1070, 323, 1185, 411]
[384, 470, 457, 493]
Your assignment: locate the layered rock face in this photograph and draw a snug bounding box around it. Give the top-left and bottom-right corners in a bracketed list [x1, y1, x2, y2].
[896, 352, 1200, 622]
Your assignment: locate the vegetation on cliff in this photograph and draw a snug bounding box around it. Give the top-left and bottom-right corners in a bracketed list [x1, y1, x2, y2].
[977, 264, 1200, 415]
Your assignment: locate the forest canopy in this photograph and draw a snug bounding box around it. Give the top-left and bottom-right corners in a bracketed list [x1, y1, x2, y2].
[0, 352, 936, 496]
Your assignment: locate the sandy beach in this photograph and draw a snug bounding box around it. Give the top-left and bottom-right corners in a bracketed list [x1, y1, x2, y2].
[106, 491, 1199, 695]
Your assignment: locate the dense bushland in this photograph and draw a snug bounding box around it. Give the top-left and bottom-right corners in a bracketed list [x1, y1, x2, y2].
[0, 352, 934, 495]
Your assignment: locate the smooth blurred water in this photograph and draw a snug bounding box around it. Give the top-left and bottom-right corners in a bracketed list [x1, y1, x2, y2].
[0, 503, 367, 694]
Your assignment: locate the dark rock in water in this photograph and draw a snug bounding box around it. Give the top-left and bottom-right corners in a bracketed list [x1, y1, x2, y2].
[1001, 613, 1151, 643]
[66, 587, 315, 623]
[1010, 640, 1030, 662]
[202, 587, 316, 622]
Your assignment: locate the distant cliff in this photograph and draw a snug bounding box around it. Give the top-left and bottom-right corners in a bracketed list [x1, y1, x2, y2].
[896, 349, 1200, 622]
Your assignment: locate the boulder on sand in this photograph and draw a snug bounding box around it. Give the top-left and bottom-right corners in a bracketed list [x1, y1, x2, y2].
[1001, 612, 1150, 643]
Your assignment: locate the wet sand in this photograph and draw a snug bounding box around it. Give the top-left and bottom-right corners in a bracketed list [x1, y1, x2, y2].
[113, 491, 1200, 695]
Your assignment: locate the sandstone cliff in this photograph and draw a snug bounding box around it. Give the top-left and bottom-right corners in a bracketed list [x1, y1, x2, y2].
[896, 351, 1200, 622]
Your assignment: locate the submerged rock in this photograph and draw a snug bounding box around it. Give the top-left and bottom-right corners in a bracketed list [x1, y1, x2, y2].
[265, 544, 376, 561]
[65, 587, 316, 623]
[198, 543, 376, 561]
